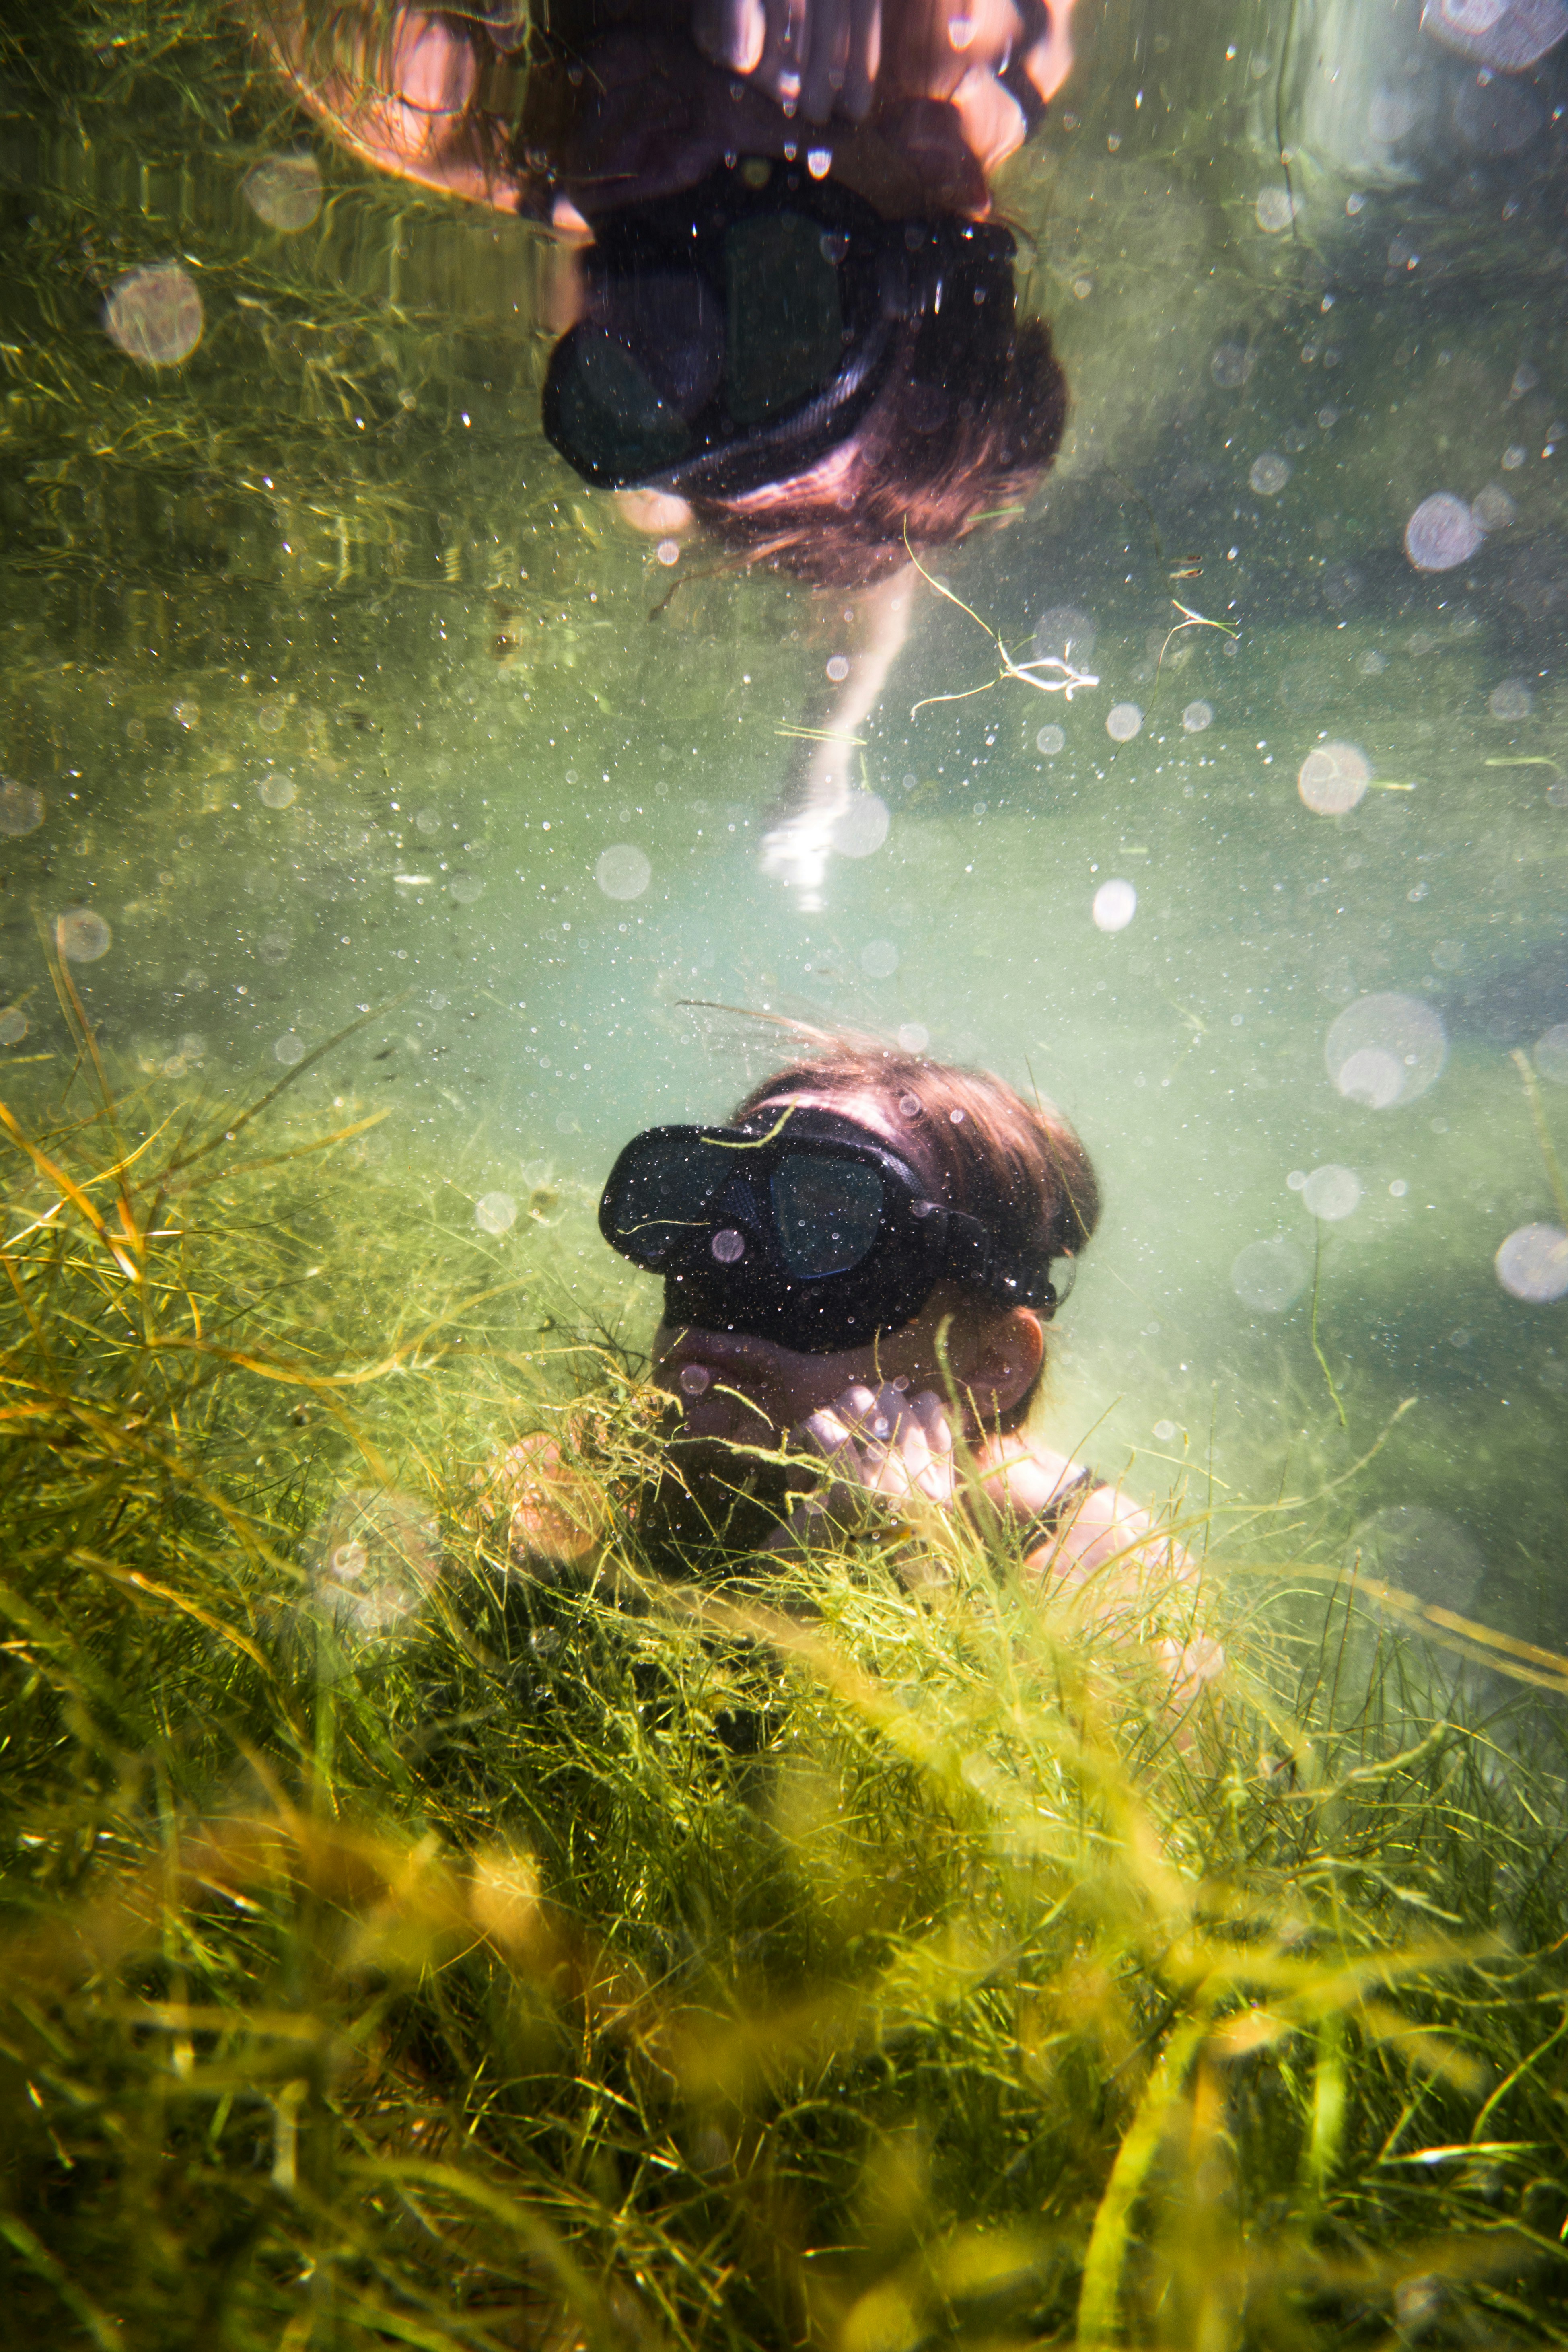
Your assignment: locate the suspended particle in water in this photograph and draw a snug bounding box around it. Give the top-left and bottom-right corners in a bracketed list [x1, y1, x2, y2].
[1471, 482, 1517, 531]
[1301, 1162, 1361, 1220]
[1183, 700, 1214, 733]
[1502, 443, 1528, 470]
[1421, 0, 1568, 70]
[1105, 702, 1142, 743]
[1358, 648, 1388, 675]
[1092, 877, 1137, 931]
[56, 909, 111, 963]
[447, 872, 483, 904]
[1254, 185, 1297, 232]
[272, 1032, 307, 1066]
[1210, 342, 1254, 388]
[655, 538, 681, 566]
[414, 809, 441, 835]
[0, 1007, 26, 1045]
[897, 1022, 930, 1053]
[1495, 1222, 1568, 1302]
[825, 654, 851, 682]
[0, 778, 44, 835]
[831, 792, 890, 857]
[258, 930, 292, 965]
[1535, 1023, 1568, 1083]
[257, 774, 297, 808]
[475, 1190, 518, 1235]
[860, 938, 899, 979]
[1034, 605, 1097, 666]
[679, 1362, 712, 1395]
[711, 1227, 745, 1263]
[1326, 993, 1447, 1107]
[256, 698, 288, 734]
[596, 844, 651, 899]
[1298, 739, 1371, 815]
[1036, 724, 1066, 755]
[1404, 491, 1482, 571]
[104, 262, 203, 367]
[1249, 451, 1292, 496]
[243, 152, 324, 232]
[1487, 677, 1533, 720]
[1231, 1237, 1309, 1311]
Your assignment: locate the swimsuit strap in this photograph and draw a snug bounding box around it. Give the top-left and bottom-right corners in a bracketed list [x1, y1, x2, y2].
[1010, 1463, 1101, 1555]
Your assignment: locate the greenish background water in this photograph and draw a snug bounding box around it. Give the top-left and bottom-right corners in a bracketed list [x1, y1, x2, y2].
[2, 0, 1565, 1652]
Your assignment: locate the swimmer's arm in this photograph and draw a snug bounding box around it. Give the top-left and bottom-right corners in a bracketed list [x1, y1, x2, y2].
[1021, 1479, 1225, 1706]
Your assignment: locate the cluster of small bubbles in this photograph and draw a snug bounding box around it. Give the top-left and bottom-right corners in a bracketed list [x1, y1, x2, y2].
[1105, 702, 1142, 743]
[307, 1488, 440, 1645]
[711, 1227, 745, 1263]
[1249, 451, 1292, 496]
[1210, 342, 1254, 388]
[56, 909, 111, 963]
[1488, 677, 1533, 720]
[1231, 1237, 1309, 1311]
[1092, 877, 1137, 932]
[448, 872, 483, 905]
[1327, 993, 1448, 1108]
[1404, 491, 1482, 572]
[1182, 700, 1214, 733]
[243, 152, 324, 232]
[0, 1007, 27, 1046]
[655, 538, 681, 566]
[1472, 482, 1517, 531]
[1359, 648, 1388, 675]
[1254, 185, 1298, 232]
[860, 938, 899, 979]
[0, 778, 45, 836]
[596, 844, 651, 899]
[256, 698, 288, 734]
[258, 930, 292, 965]
[1298, 739, 1371, 815]
[831, 792, 890, 857]
[1302, 1163, 1361, 1220]
[475, 1191, 518, 1235]
[272, 1032, 307, 1066]
[414, 809, 441, 835]
[1535, 1023, 1568, 1083]
[1495, 1222, 1568, 1302]
[825, 654, 851, 683]
[1423, 0, 1568, 71]
[1033, 605, 1097, 665]
[257, 774, 297, 809]
[897, 1021, 930, 1053]
[104, 262, 203, 366]
[1036, 723, 1066, 755]
[679, 1362, 711, 1395]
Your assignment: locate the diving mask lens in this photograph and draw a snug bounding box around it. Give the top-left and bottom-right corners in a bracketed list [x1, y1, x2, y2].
[601, 1131, 739, 1267]
[770, 1153, 885, 1277]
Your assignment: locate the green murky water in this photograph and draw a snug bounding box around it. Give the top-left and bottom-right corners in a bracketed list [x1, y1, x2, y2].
[2, 0, 1566, 1650]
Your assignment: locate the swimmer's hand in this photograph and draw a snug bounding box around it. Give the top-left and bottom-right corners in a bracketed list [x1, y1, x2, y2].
[774, 1381, 956, 1552]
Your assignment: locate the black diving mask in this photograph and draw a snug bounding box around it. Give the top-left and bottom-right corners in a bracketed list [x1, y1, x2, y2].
[599, 1106, 1057, 1355]
[542, 163, 1016, 498]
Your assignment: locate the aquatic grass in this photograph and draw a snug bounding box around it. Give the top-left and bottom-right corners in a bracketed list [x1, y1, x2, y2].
[3, 1041, 1568, 2346]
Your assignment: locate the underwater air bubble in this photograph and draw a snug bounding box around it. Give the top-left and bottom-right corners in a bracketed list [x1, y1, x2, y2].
[1286, 1169, 1307, 1189]
[1326, 993, 1447, 1107]
[1487, 678, 1533, 720]
[1422, 0, 1568, 68]
[0, 778, 44, 835]
[256, 699, 287, 734]
[860, 939, 899, 979]
[258, 930, 291, 965]
[56, 909, 111, 963]
[831, 792, 890, 857]
[1405, 492, 1483, 572]
[1231, 1237, 1309, 1312]
[0, 1007, 26, 1045]
[1254, 186, 1296, 232]
[1302, 1163, 1361, 1220]
[711, 1228, 745, 1263]
[104, 263, 203, 366]
[1495, 1222, 1568, 1302]
[1535, 1023, 1568, 1083]
[415, 809, 441, 835]
[475, 1191, 518, 1235]
[1036, 724, 1066, 755]
[1183, 701, 1214, 733]
[1472, 483, 1517, 531]
[308, 1487, 440, 1642]
[679, 1363, 712, 1395]
[897, 1023, 930, 1053]
[825, 656, 850, 682]
[1092, 878, 1137, 932]
[1249, 452, 1292, 496]
[1298, 740, 1371, 815]
[1454, 67, 1546, 150]
[898, 1093, 921, 1117]
[1359, 649, 1388, 675]
[1105, 703, 1142, 743]
[243, 152, 324, 232]
[1033, 606, 1097, 665]
[655, 538, 681, 565]
[1350, 1503, 1486, 1611]
[1152, 1418, 1177, 1441]
[1502, 444, 1527, 470]
[447, 872, 483, 905]
[257, 775, 297, 808]
[272, 1033, 307, 1066]
[1210, 342, 1253, 388]
[596, 844, 651, 899]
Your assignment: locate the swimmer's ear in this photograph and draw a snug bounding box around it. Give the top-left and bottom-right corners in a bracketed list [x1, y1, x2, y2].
[960, 1306, 1043, 1416]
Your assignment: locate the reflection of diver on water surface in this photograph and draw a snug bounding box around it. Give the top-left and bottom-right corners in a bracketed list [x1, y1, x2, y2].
[256, 0, 1076, 901]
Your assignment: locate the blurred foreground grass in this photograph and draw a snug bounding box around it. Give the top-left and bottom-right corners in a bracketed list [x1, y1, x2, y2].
[4, 1010, 1568, 2352]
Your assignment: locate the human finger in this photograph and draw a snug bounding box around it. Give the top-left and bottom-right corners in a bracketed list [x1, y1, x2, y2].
[693, 0, 767, 72]
[799, 0, 852, 121]
[840, 0, 881, 117]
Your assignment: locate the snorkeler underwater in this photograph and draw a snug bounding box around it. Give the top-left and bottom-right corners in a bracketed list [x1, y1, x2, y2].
[5, 0, 1568, 2339]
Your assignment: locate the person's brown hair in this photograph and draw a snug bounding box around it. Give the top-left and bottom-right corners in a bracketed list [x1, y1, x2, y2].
[730, 1030, 1099, 1424]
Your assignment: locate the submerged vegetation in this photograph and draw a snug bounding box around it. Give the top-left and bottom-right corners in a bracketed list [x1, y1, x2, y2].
[3, 1000, 1568, 2352]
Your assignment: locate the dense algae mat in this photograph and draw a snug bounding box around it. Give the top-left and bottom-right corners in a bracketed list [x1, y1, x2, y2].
[0, 1031, 1566, 2349]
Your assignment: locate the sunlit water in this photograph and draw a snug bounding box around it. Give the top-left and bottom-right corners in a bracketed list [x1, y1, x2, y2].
[2, 0, 1566, 1654]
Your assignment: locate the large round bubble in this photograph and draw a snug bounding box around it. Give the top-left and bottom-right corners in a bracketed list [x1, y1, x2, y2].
[1420, 0, 1568, 68]
[1404, 492, 1482, 573]
[243, 152, 324, 232]
[1231, 1238, 1310, 1312]
[0, 778, 45, 836]
[1033, 605, 1097, 665]
[1495, 1223, 1568, 1302]
[1105, 703, 1143, 743]
[56, 909, 112, 963]
[831, 793, 890, 857]
[1298, 741, 1371, 815]
[1535, 1024, 1568, 1084]
[1349, 1504, 1486, 1612]
[595, 844, 651, 899]
[104, 262, 204, 367]
[1302, 1163, 1362, 1221]
[1325, 994, 1447, 1108]
[307, 1487, 441, 1646]
[1092, 878, 1137, 932]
